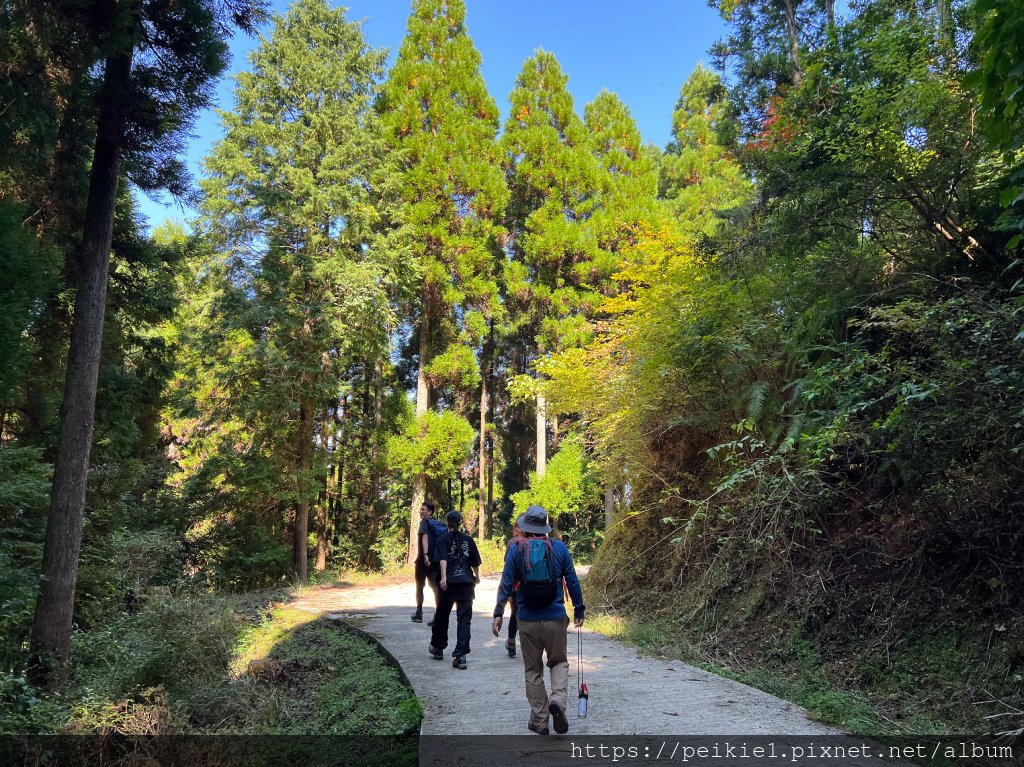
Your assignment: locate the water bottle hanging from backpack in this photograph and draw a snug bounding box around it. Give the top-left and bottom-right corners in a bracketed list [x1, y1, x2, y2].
[577, 625, 588, 718]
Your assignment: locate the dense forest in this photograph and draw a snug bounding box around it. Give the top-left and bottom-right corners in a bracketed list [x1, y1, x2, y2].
[1, 0, 1023, 737]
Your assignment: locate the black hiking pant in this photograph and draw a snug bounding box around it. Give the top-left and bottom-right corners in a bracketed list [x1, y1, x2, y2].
[508, 594, 519, 642]
[431, 583, 474, 657]
[415, 558, 439, 612]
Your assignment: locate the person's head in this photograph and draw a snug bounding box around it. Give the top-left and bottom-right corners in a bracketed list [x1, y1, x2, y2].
[518, 505, 551, 537]
[512, 515, 524, 538]
[445, 510, 462, 531]
[419, 501, 435, 520]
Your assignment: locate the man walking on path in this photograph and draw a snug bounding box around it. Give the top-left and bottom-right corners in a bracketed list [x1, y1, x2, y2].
[412, 502, 441, 624]
[492, 505, 585, 736]
[430, 510, 482, 669]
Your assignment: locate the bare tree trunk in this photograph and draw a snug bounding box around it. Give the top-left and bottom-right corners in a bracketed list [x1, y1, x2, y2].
[370, 357, 382, 512]
[30, 46, 132, 677]
[332, 395, 346, 539]
[294, 398, 312, 581]
[536, 391, 547, 478]
[487, 323, 495, 531]
[782, 0, 803, 86]
[604, 486, 615, 529]
[824, 0, 835, 27]
[408, 307, 430, 564]
[314, 403, 330, 572]
[478, 342, 488, 541]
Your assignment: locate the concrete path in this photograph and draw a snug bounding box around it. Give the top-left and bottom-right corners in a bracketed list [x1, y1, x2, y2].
[291, 574, 842, 737]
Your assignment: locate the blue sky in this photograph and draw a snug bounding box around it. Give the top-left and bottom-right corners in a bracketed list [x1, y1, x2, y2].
[135, 0, 727, 230]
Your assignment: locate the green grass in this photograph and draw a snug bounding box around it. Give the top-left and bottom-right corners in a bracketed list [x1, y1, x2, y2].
[232, 606, 422, 735]
[588, 610, 882, 734]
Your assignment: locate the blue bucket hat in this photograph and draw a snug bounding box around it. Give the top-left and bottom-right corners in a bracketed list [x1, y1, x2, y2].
[519, 505, 551, 535]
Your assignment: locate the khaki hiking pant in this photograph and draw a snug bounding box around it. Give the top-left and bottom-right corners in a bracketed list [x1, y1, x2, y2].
[517, 617, 570, 729]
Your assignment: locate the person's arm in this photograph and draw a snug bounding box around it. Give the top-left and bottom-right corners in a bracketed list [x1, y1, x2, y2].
[560, 543, 585, 627]
[439, 558, 448, 590]
[492, 545, 518, 635]
[470, 538, 482, 584]
[421, 531, 431, 565]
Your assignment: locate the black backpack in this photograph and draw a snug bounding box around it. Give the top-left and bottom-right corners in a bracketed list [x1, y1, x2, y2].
[516, 537, 558, 607]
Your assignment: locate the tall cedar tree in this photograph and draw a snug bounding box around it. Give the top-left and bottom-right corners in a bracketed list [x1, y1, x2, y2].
[198, 0, 395, 581]
[583, 90, 660, 275]
[30, 0, 261, 675]
[581, 90, 659, 515]
[659, 65, 751, 238]
[380, 0, 506, 558]
[502, 50, 601, 478]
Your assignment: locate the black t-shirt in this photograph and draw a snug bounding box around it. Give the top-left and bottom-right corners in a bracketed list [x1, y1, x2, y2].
[437, 530, 482, 585]
[417, 518, 430, 559]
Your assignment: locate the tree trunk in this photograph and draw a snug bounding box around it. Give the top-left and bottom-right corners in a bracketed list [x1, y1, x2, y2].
[294, 398, 313, 581]
[30, 46, 132, 678]
[487, 323, 494, 531]
[370, 357, 382, 513]
[824, 0, 835, 27]
[536, 391, 547, 478]
[408, 308, 430, 564]
[478, 341, 488, 541]
[332, 395, 347, 540]
[604, 486, 615, 529]
[314, 403, 330, 572]
[782, 0, 803, 86]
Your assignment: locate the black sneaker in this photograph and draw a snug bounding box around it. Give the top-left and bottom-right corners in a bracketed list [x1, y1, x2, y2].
[505, 639, 516, 658]
[549, 700, 568, 734]
[427, 618, 434, 627]
[527, 721, 549, 736]
[411, 610, 423, 623]
[453, 655, 467, 670]
[428, 644, 443, 660]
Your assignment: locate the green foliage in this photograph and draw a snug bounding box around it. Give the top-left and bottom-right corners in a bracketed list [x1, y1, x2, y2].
[388, 410, 475, 481]
[71, 597, 236, 706]
[380, 0, 507, 385]
[0, 203, 53, 405]
[502, 49, 603, 353]
[971, 0, 1024, 243]
[0, 448, 50, 681]
[582, 0, 1024, 735]
[172, 0, 403, 581]
[511, 440, 599, 520]
[233, 608, 421, 735]
[659, 65, 752, 237]
[425, 343, 481, 390]
[584, 89, 661, 252]
[798, 293, 1024, 485]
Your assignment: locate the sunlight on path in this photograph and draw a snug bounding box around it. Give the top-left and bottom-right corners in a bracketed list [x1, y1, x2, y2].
[291, 574, 841, 736]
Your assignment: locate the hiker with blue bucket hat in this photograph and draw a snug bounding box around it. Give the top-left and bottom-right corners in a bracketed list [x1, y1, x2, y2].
[492, 505, 584, 735]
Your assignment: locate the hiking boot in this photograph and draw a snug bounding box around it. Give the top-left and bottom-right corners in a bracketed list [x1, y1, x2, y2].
[411, 610, 423, 623]
[453, 654, 467, 670]
[505, 639, 516, 658]
[549, 700, 569, 734]
[527, 721, 549, 736]
[427, 618, 434, 627]
[428, 644, 443, 660]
